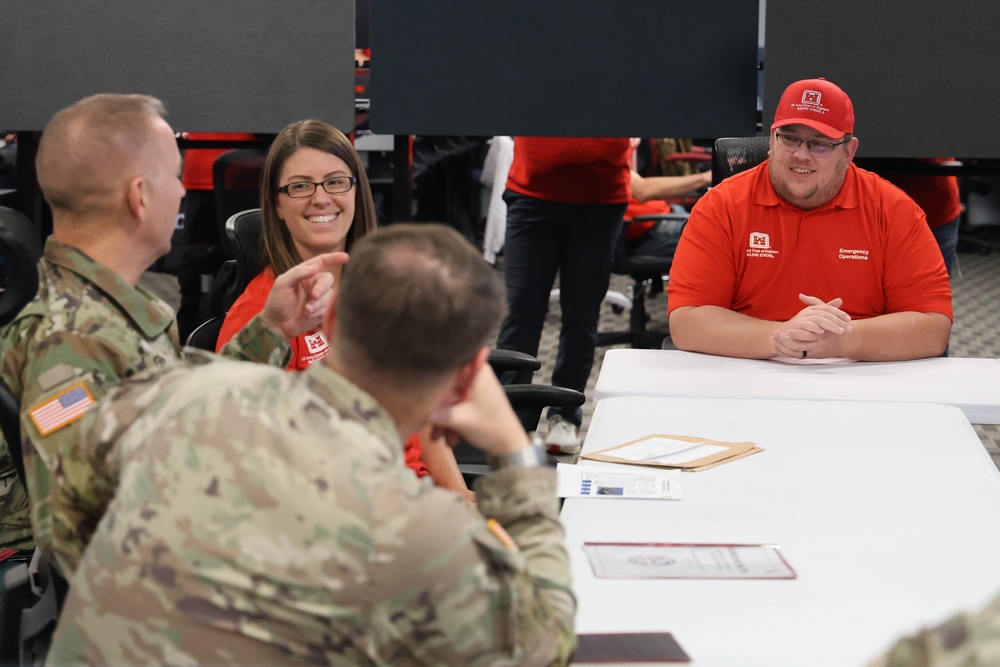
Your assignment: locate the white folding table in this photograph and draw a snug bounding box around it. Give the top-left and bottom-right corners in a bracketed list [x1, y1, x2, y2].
[563, 396, 1000, 666]
[593, 349, 1000, 424]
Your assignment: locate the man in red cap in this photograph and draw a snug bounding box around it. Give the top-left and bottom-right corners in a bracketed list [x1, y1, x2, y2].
[666, 78, 952, 361]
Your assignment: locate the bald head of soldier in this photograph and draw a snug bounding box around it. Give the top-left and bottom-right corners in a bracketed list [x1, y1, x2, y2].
[325, 223, 506, 428]
[35, 94, 185, 284]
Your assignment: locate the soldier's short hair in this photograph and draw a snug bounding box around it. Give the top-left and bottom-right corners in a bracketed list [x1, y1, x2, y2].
[36, 94, 167, 215]
[337, 223, 506, 382]
[259, 120, 378, 277]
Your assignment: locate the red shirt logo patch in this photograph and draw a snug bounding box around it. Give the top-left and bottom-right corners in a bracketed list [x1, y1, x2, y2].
[304, 331, 329, 355]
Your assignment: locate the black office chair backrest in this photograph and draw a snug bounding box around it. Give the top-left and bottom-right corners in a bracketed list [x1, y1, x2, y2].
[712, 136, 771, 186]
[0, 207, 43, 489]
[0, 210, 64, 667]
[0, 376, 24, 490]
[0, 207, 42, 328]
[185, 314, 226, 352]
[212, 149, 266, 254]
[225, 208, 262, 301]
[203, 208, 262, 318]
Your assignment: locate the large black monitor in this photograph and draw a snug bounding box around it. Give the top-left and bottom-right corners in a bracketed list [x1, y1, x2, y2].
[765, 0, 1000, 157]
[0, 1, 356, 133]
[370, 0, 759, 138]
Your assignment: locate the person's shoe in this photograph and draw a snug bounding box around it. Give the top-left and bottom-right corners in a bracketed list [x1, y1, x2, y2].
[545, 414, 582, 455]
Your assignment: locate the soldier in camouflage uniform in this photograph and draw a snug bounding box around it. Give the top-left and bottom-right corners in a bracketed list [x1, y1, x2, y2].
[866, 593, 1000, 667]
[0, 93, 345, 559]
[47, 223, 576, 666]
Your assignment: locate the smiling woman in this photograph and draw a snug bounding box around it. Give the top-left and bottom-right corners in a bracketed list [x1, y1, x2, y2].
[274, 148, 361, 263]
[260, 120, 378, 278]
[214, 120, 473, 499]
[216, 120, 377, 367]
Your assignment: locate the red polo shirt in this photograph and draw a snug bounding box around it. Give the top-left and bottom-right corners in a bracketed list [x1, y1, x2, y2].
[667, 162, 952, 322]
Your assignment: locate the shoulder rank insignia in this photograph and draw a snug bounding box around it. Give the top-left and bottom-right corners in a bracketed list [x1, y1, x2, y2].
[487, 518, 519, 553]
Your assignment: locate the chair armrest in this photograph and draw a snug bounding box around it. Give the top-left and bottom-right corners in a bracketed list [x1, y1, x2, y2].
[504, 384, 586, 436]
[504, 384, 585, 408]
[452, 384, 585, 464]
[488, 349, 542, 374]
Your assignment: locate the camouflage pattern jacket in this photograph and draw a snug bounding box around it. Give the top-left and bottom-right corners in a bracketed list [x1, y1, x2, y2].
[0, 238, 287, 554]
[48, 354, 576, 666]
[867, 592, 1000, 667]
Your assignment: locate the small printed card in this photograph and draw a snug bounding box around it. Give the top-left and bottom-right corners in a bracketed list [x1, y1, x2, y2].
[556, 463, 681, 499]
[583, 542, 796, 579]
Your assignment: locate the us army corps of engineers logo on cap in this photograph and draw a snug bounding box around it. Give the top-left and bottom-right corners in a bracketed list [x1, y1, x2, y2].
[791, 89, 831, 116]
[746, 232, 778, 259]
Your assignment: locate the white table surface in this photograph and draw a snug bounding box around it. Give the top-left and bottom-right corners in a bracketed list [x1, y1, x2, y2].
[562, 396, 1000, 667]
[593, 349, 1000, 424]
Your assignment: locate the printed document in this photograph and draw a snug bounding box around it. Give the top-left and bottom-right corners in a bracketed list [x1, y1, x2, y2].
[557, 463, 681, 499]
[583, 542, 796, 579]
[609, 436, 727, 465]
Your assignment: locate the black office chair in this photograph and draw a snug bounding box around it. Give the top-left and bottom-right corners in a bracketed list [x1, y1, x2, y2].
[0, 206, 42, 487]
[185, 314, 227, 351]
[712, 136, 771, 186]
[452, 383, 586, 479]
[13, 551, 64, 667]
[596, 142, 711, 349]
[179, 148, 266, 332]
[596, 212, 687, 350]
[0, 207, 63, 667]
[0, 207, 42, 326]
[212, 149, 266, 258]
[0, 564, 32, 665]
[204, 208, 262, 318]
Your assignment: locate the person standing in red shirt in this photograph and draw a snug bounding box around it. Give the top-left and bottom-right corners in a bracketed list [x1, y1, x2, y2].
[880, 161, 961, 277]
[497, 137, 631, 454]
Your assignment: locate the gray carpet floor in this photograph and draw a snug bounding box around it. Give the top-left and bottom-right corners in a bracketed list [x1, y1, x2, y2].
[142, 247, 1000, 467]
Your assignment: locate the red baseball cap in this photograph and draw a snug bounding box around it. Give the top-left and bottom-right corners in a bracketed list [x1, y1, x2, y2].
[770, 78, 854, 139]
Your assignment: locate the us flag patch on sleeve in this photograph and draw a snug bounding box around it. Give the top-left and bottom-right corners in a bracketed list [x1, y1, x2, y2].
[28, 382, 96, 436]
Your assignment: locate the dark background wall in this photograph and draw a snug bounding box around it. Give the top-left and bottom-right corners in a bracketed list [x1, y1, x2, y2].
[370, 0, 759, 138]
[765, 0, 1000, 158]
[0, 1, 356, 132]
[5, 2, 999, 153]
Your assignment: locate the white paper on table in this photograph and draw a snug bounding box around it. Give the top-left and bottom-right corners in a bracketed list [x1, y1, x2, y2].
[556, 463, 682, 499]
[583, 543, 797, 579]
[609, 436, 727, 464]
